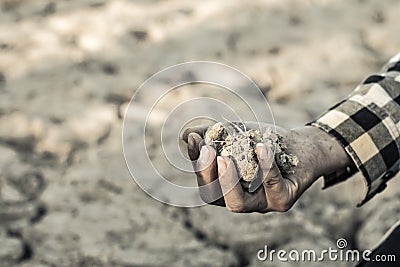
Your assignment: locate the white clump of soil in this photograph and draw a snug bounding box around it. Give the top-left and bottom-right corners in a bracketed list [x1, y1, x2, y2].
[204, 122, 298, 190]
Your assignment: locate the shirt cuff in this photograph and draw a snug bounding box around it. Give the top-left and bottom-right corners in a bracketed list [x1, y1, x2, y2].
[307, 71, 400, 206]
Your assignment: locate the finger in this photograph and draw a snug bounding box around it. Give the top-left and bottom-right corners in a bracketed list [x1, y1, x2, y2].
[256, 143, 292, 212]
[196, 145, 217, 183]
[217, 156, 246, 212]
[188, 133, 203, 161]
[196, 146, 225, 206]
[182, 125, 209, 143]
[256, 143, 283, 187]
[248, 143, 274, 193]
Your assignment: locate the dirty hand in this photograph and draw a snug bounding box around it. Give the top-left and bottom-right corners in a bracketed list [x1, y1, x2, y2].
[182, 123, 352, 213]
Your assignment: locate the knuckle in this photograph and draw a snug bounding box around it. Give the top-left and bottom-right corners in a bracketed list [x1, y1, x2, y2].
[199, 189, 213, 204]
[275, 200, 293, 212]
[226, 203, 245, 213]
[199, 193, 210, 204]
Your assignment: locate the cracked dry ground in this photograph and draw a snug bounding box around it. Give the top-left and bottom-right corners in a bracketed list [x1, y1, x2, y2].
[1, 0, 400, 266]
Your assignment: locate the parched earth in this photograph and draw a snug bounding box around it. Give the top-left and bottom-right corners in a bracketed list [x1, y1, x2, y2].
[0, 0, 400, 266]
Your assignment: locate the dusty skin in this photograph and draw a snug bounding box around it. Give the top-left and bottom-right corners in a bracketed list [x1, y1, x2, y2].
[205, 122, 298, 189]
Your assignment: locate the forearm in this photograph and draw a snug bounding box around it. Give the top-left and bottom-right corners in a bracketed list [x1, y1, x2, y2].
[300, 126, 353, 177]
[307, 52, 400, 206]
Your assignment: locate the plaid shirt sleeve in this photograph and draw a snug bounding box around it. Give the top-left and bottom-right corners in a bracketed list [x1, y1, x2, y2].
[308, 53, 400, 207]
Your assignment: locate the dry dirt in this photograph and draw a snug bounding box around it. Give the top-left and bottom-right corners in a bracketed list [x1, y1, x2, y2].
[205, 122, 298, 189]
[1, 0, 400, 266]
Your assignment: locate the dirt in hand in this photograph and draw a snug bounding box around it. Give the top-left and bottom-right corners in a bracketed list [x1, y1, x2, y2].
[205, 122, 298, 190]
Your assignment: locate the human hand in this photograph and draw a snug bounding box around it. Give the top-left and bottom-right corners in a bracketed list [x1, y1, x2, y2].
[182, 123, 352, 213]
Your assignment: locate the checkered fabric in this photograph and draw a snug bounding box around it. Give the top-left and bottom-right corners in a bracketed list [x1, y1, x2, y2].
[309, 53, 400, 206]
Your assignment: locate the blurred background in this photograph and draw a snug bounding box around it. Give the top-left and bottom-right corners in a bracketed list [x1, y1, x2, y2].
[0, 0, 400, 266]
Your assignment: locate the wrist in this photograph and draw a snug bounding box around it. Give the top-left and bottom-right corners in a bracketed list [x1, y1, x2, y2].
[299, 126, 353, 177]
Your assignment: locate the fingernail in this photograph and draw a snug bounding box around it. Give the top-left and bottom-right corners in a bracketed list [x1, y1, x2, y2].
[199, 145, 213, 165]
[256, 143, 268, 159]
[217, 156, 227, 174]
[198, 138, 206, 150]
[188, 133, 195, 150]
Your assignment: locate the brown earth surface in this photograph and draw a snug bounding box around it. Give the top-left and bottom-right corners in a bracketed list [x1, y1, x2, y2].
[0, 0, 400, 266]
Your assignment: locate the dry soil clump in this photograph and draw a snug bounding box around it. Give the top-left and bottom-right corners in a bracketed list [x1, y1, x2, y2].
[204, 122, 298, 190]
